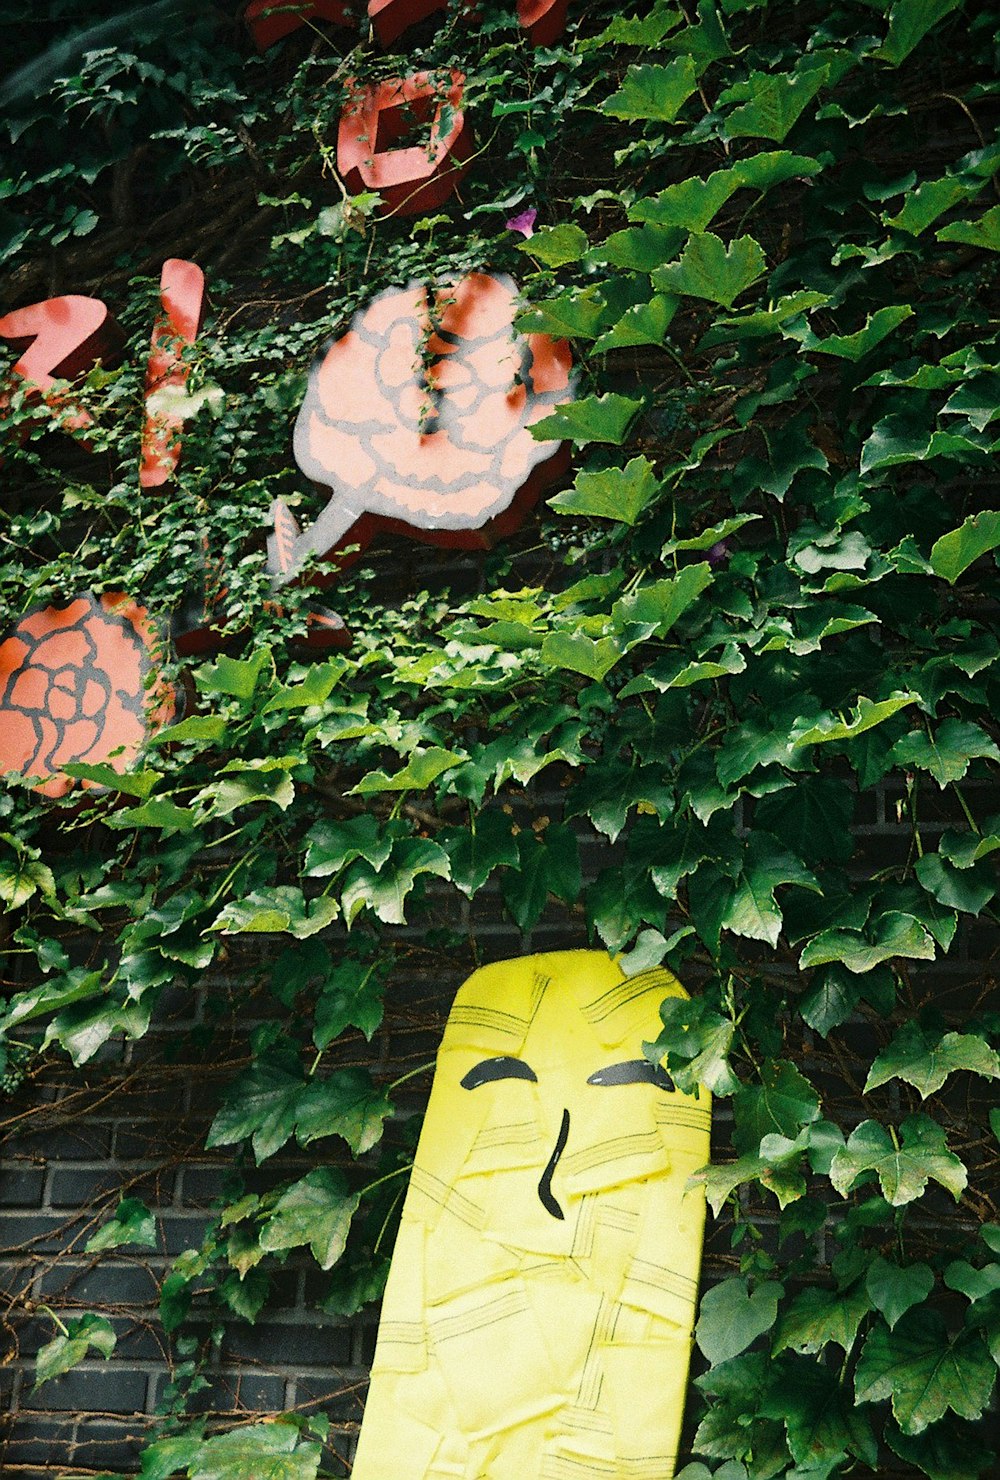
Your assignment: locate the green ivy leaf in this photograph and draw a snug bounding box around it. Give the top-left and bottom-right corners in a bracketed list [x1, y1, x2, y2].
[341, 838, 450, 926]
[589, 225, 684, 272]
[351, 746, 464, 794]
[886, 1416, 996, 1480]
[263, 659, 346, 711]
[258, 1168, 361, 1270]
[830, 1115, 967, 1206]
[441, 809, 519, 895]
[854, 1310, 995, 1434]
[602, 56, 698, 121]
[733, 1059, 821, 1155]
[938, 204, 1000, 251]
[764, 1354, 877, 1471]
[696, 1277, 784, 1364]
[548, 455, 661, 524]
[0, 857, 56, 908]
[139, 1432, 207, 1480]
[929, 511, 1000, 583]
[943, 1259, 1000, 1303]
[872, 0, 962, 66]
[200, 767, 295, 817]
[518, 222, 588, 266]
[190, 1419, 323, 1480]
[891, 720, 1000, 787]
[723, 64, 829, 143]
[209, 887, 339, 938]
[107, 797, 200, 832]
[799, 911, 937, 973]
[85, 1197, 157, 1252]
[865, 1021, 1000, 1099]
[540, 630, 624, 682]
[530, 392, 644, 446]
[501, 825, 581, 932]
[915, 852, 996, 914]
[865, 1255, 935, 1329]
[653, 232, 767, 308]
[801, 305, 914, 360]
[794, 691, 919, 745]
[295, 1067, 392, 1156]
[194, 647, 273, 701]
[799, 965, 894, 1037]
[591, 294, 677, 352]
[647, 994, 740, 1096]
[59, 763, 161, 798]
[773, 1283, 872, 1356]
[303, 816, 393, 877]
[207, 1061, 305, 1163]
[35, 1313, 116, 1388]
[313, 957, 385, 1047]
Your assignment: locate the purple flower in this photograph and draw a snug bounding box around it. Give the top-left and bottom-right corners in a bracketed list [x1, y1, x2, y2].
[707, 540, 730, 568]
[506, 207, 537, 238]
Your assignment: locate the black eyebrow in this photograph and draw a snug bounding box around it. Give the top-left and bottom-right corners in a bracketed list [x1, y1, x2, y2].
[587, 1060, 675, 1091]
[461, 1056, 538, 1089]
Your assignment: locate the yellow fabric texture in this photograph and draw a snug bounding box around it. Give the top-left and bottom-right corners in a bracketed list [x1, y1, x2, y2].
[352, 949, 712, 1480]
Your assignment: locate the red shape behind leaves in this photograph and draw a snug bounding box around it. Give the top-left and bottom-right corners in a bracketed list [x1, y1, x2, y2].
[365, 0, 562, 46]
[517, 0, 569, 45]
[140, 259, 206, 488]
[0, 593, 175, 799]
[271, 272, 573, 589]
[367, 0, 447, 46]
[0, 295, 123, 439]
[243, 0, 355, 50]
[337, 72, 472, 218]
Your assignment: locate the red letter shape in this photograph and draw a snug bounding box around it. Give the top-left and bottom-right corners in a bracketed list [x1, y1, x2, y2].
[338, 72, 472, 218]
[140, 259, 206, 489]
[243, 0, 355, 51]
[0, 295, 122, 435]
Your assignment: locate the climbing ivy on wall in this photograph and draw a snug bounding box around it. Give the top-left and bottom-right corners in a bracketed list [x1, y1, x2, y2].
[2, 0, 1000, 1475]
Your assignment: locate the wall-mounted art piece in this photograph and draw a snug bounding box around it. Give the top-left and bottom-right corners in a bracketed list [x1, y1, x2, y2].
[352, 949, 711, 1480]
[243, 0, 566, 53]
[243, 0, 356, 51]
[269, 271, 573, 588]
[0, 293, 123, 440]
[337, 71, 472, 217]
[140, 258, 206, 488]
[516, 0, 570, 46]
[0, 594, 175, 799]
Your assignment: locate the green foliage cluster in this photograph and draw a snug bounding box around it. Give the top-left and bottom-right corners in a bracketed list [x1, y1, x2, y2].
[3, 0, 1000, 1475]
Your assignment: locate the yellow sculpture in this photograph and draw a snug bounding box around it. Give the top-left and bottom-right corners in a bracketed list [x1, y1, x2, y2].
[352, 950, 711, 1479]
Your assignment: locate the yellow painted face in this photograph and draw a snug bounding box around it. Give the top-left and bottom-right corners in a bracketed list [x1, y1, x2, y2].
[352, 950, 711, 1480]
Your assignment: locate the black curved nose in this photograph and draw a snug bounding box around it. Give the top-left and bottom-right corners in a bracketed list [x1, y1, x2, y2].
[537, 1107, 570, 1220]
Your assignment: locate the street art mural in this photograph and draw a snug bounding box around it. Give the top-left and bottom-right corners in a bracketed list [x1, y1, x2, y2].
[352, 950, 711, 1480]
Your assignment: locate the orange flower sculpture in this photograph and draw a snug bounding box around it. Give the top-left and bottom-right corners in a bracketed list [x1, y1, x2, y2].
[269, 272, 573, 587]
[0, 593, 175, 798]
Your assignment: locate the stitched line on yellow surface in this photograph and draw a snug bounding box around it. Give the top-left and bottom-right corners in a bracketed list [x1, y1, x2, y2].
[409, 1167, 487, 1228]
[431, 1289, 529, 1343]
[626, 1261, 699, 1304]
[562, 1130, 663, 1176]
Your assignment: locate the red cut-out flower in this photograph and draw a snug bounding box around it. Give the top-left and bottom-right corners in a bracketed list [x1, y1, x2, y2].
[269, 272, 573, 587]
[0, 593, 175, 798]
